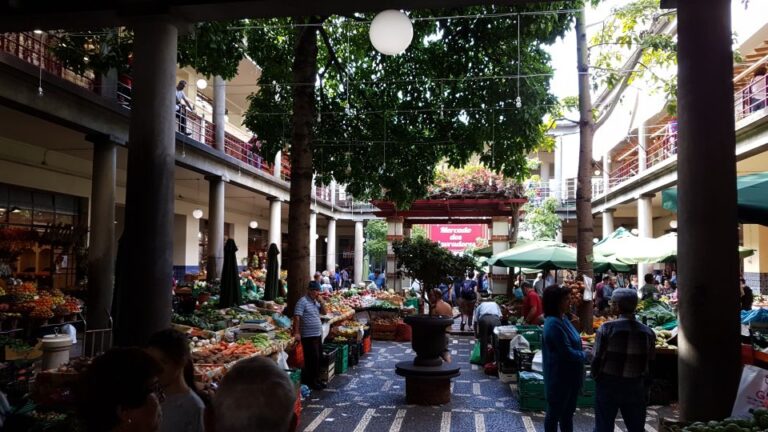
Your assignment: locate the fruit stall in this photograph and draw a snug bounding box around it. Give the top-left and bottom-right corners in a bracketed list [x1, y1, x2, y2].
[325, 289, 418, 341]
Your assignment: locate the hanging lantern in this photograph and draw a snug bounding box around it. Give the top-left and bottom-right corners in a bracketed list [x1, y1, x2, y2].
[249, 220, 259, 229]
[196, 78, 208, 90]
[192, 208, 204, 219]
[369, 10, 413, 56]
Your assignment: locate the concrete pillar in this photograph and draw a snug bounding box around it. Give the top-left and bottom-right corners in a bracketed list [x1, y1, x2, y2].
[115, 18, 178, 346]
[268, 197, 282, 269]
[206, 176, 225, 280]
[99, 68, 118, 101]
[326, 217, 337, 272]
[540, 158, 551, 184]
[213, 75, 226, 152]
[86, 135, 116, 330]
[601, 209, 615, 240]
[743, 225, 768, 294]
[491, 216, 510, 295]
[309, 211, 317, 276]
[330, 180, 337, 207]
[637, 194, 654, 280]
[354, 221, 364, 284]
[677, 0, 740, 421]
[638, 121, 647, 173]
[274, 150, 283, 178]
[386, 217, 404, 292]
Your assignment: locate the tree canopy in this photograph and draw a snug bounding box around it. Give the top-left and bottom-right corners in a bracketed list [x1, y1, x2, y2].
[244, 4, 581, 206]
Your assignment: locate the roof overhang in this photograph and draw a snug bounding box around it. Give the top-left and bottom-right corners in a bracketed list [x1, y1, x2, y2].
[0, 0, 557, 32]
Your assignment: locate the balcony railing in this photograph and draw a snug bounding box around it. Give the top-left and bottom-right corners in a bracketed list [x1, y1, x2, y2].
[524, 178, 605, 208]
[609, 156, 639, 188]
[645, 124, 678, 170]
[736, 75, 768, 121]
[0, 32, 96, 91]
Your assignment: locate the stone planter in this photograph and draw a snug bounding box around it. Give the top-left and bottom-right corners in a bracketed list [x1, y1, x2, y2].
[396, 314, 460, 405]
[404, 314, 453, 367]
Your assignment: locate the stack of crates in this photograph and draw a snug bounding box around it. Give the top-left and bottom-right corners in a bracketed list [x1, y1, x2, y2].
[578, 373, 596, 408]
[517, 370, 595, 411]
[348, 341, 360, 366]
[320, 345, 337, 383]
[494, 335, 516, 374]
[514, 325, 543, 350]
[518, 371, 547, 411]
[326, 342, 349, 375]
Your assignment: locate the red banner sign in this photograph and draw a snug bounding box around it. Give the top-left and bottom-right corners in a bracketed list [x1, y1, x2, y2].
[428, 224, 487, 252]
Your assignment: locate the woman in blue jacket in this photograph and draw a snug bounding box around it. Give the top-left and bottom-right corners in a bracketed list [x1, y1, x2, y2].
[542, 284, 587, 432]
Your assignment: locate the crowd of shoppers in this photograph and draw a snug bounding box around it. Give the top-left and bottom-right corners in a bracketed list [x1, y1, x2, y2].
[77, 328, 297, 432]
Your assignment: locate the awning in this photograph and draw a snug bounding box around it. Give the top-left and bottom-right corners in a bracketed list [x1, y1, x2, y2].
[662, 172, 768, 226]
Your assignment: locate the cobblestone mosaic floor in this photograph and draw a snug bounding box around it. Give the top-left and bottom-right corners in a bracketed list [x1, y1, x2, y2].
[299, 336, 671, 432]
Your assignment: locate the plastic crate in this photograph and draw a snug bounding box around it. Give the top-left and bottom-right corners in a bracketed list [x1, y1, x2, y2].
[348, 343, 360, 366]
[357, 342, 364, 358]
[286, 368, 302, 390]
[519, 396, 547, 411]
[321, 346, 338, 367]
[320, 361, 335, 383]
[326, 343, 349, 375]
[518, 372, 546, 398]
[362, 336, 372, 354]
[514, 348, 536, 372]
[514, 325, 543, 350]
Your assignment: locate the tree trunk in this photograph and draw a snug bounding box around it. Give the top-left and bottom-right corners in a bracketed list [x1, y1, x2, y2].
[285, 21, 319, 316]
[575, 8, 595, 334]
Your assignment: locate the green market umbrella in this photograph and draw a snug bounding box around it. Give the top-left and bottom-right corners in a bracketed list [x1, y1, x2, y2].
[488, 242, 577, 270]
[472, 245, 494, 257]
[219, 239, 243, 308]
[662, 172, 768, 226]
[594, 227, 636, 251]
[593, 254, 632, 273]
[263, 243, 280, 301]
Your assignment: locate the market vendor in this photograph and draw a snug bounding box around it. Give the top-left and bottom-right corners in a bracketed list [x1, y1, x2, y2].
[522, 281, 544, 325]
[474, 293, 502, 364]
[293, 281, 327, 391]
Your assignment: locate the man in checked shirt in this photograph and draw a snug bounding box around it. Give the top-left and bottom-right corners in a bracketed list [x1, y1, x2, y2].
[591, 288, 656, 432]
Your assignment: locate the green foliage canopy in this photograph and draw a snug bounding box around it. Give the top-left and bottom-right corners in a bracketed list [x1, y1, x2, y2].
[244, 4, 580, 207]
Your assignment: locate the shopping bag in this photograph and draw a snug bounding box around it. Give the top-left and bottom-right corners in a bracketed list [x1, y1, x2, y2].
[731, 364, 768, 418]
[470, 340, 483, 365]
[288, 343, 305, 369]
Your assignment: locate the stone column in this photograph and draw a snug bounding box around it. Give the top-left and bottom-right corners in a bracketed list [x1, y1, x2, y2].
[638, 121, 647, 173]
[540, 158, 551, 191]
[309, 210, 317, 276]
[326, 217, 337, 273]
[206, 176, 225, 280]
[86, 135, 116, 330]
[386, 217, 404, 292]
[491, 216, 510, 295]
[114, 18, 178, 346]
[274, 151, 283, 179]
[354, 221, 364, 285]
[99, 68, 118, 101]
[601, 209, 615, 240]
[677, 0, 740, 421]
[268, 197, 282, 269]
[637, 193, 654, 280]
[213, 75, 226, 152]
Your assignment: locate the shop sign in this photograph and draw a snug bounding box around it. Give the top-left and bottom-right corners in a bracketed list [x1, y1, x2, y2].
[428, 224, 487, 252]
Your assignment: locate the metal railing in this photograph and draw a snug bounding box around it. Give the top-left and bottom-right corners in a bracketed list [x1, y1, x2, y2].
[0, 32, 96, 91]
[736, 75, 768, 121]
[524, 178, 605, 208]
[609, 156, 639, 188]
[645, 125, 678, 170]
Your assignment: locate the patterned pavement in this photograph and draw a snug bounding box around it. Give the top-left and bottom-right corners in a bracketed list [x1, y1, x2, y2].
[299, 336, 671, 432]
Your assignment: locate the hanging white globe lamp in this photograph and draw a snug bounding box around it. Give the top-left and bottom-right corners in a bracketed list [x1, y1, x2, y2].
[196, 78, 208, 90]
[192, 208, 204, 219]
[369, 10, 413, 56]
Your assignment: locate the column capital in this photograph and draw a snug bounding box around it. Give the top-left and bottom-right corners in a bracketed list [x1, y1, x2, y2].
[204, 174, 224, 182]
[267, 196, 282, 203]
[326, 216, 337, 222]
[602, 208, 617, 214]
[85, 132, 119, 146]
[491, 234, 510, 242]
[640, 192, 655, 199]
[386, 216, 405, 224]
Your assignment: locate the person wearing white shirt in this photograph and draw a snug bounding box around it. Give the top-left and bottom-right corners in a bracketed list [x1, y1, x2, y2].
[474, 295, 503, 364]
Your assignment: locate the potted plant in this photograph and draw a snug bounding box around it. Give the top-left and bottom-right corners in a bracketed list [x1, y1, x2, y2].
[393, 237, 476, 366]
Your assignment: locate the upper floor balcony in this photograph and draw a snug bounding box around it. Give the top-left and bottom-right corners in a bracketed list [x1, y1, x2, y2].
[0, 31, 373, 213]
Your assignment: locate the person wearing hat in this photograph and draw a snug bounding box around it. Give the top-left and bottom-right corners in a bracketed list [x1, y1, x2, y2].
[292, 281, 328, 391]
[591, 288, 656, 432]
[473, 293, 502, 364]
